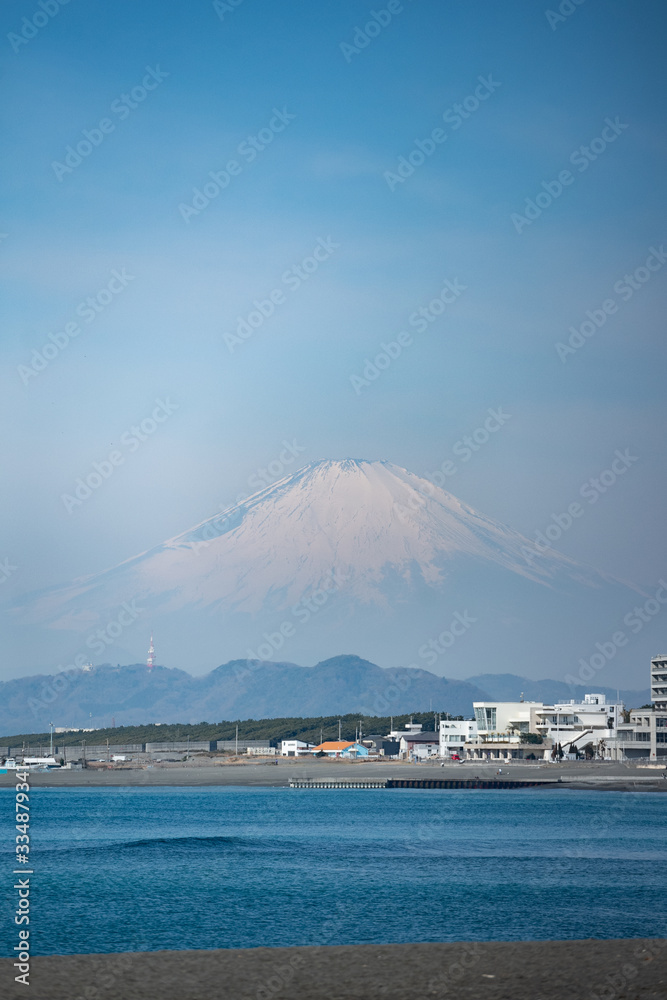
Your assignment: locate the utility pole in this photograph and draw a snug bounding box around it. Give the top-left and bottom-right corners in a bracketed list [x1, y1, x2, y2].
[338, 719, 342, 741]
[49, 722, 54, 758]
[235, 724, 238, 756]
[106, 738, 110, 764]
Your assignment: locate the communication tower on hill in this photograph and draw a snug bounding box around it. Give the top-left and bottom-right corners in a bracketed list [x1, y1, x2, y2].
[147, 632, 155, 671]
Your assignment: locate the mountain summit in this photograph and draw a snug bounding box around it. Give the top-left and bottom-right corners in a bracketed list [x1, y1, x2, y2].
[14, 459, 636, 677]
[22, 458, 587, 620]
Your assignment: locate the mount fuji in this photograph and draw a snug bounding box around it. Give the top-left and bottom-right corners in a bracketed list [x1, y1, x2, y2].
[12, 459, 643, 681]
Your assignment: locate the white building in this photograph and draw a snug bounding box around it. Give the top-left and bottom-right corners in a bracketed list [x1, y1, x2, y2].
[439, 720, 477, 756]
[473, 694, 621, 751]
[280, 739, 315, 757]
[609, 709, 658, 761]
[608, 655, 667, 761]
[651, 653, 667, 713]
[533, 694, 622, 753]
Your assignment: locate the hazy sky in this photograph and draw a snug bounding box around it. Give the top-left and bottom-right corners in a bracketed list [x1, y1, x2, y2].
[2, 0, 666, 681]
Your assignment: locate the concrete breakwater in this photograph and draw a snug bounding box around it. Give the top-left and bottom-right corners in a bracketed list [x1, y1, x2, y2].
[289, 777, 556, 789]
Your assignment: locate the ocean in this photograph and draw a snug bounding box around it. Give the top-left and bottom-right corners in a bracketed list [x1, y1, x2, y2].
[2, 786, 666, 956]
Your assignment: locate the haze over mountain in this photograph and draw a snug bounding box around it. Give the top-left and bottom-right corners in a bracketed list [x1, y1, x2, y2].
[0, 657, 650, 736]
[9, 459, 650, 683]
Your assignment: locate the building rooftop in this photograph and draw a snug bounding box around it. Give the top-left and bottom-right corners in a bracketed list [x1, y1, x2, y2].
[312, 741, 355, 752]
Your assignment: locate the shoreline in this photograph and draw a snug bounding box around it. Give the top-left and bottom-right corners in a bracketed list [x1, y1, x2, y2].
[1, 759, 666, 790]
[3, 938, 665, 1000]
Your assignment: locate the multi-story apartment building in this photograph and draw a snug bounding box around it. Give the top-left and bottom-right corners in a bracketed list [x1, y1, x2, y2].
[608, 655, 667, 761]
[651, 654, 667, 712]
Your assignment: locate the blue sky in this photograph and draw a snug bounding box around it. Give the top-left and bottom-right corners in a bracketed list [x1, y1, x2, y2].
[1, 0, 666, 682]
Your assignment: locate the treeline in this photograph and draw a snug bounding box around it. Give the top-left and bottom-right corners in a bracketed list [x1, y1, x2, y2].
[1, 710, 465, 748]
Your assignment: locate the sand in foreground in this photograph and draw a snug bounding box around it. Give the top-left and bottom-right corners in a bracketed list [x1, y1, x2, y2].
[2, 938, 665, 1000]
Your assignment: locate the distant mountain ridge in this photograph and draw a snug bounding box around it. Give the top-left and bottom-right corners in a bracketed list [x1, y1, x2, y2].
[0, 655, 650, 735]
[465, 673, 647, 707]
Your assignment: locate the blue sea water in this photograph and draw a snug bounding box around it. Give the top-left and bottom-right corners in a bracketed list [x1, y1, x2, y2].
[1, 786, 666, 956]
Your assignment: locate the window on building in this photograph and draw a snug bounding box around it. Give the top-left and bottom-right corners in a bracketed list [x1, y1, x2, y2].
[474, 707, 497, 730]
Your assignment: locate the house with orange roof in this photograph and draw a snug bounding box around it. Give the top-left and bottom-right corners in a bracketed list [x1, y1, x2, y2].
[310, 741, 370, 758]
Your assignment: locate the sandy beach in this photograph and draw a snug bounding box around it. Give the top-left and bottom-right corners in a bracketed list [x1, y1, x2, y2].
[2, 938, 665, 1000]
[1, 758, 665, 790]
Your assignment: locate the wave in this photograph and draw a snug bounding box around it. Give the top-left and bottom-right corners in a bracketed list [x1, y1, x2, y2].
[38, 834, 246, 856]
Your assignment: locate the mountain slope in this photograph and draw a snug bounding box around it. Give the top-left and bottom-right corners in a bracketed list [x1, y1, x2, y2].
[9, 459, 644, 681]
[16, 458, 606, 625]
